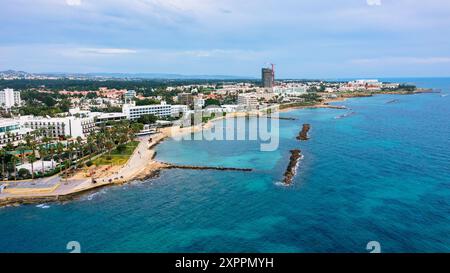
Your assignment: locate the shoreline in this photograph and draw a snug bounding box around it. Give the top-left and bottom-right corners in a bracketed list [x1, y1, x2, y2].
[0, 88, 437, 207]
[277, 88, 437, 113]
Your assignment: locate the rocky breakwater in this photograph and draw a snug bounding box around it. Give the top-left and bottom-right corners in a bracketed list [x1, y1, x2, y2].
[163, 164, 252, 172]
[296, 124, 311, 141]
[283, 149, 302, 185]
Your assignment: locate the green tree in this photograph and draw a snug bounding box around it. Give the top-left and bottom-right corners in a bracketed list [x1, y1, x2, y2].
[205, 98, 221, 107]
[0, 148, 6, 179]
[27, 153, 36, 179]
[38, 145, 48, 175]
[138, 114, 158, 124]
[18, 168, 31, 179]
[135, 98, 160, 106]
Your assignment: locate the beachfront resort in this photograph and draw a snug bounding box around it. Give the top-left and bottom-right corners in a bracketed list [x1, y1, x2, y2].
[0, 68, 424, 206]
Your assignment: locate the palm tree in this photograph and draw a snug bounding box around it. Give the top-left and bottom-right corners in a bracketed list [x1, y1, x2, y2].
[38, 145, 48, 175]
[49, 145, 55, 170]
[0, 148, 5, 179]
[56, 142, 65, 173]
[12, 155, 17, 181]
[65, 141, 75, 182]
[5, 143, 14, 179]
[96, 132, 106, 153]
[87, 135, 96, 159]
[28, 139, 37, 179]
[18, 144, 26, 165]
[28, 153, 36, 179]
[105, 139, 114, 166]
[76, 136, 83, 159]
[130, 123, 141, 141]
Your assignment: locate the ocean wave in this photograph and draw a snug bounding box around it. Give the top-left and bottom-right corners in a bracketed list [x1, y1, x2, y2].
[36, 204, 50, 209]
[83, 189, 107, 201]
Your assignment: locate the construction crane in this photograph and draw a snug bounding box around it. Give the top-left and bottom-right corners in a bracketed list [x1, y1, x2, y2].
[270, 63, 275, 86]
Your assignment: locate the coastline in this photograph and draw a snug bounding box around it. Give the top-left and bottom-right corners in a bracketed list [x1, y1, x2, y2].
[278, 88, 437, 113]
[0, 88, 438, 207]
[0, 116, 252, 207]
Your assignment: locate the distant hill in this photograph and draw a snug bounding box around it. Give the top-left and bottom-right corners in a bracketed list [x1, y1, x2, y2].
[0, 70, 34, 77]
[0, 70, 256, 80]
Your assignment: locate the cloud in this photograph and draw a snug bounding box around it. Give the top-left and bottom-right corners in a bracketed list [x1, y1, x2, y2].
[366, 0, 382, 6]
[66, 0, 82, 6]
[72, 48, 138, 55]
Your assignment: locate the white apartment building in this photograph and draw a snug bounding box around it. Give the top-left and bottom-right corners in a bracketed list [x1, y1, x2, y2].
[124, 90, 137, 101]
[122, 102, 172, 120]
[0, 119, 33, 147]
[94, 112, 127, 125]
[237, 94, 259, 110]
[274, 86, 308, 96]
[340, 79, 382, 92]
[194, 97, 205, 108]
[221, 105, 242, 113]
[0, 88, 22, 109]
[19, 115, 96, 139]
[171, 105, 189, 117]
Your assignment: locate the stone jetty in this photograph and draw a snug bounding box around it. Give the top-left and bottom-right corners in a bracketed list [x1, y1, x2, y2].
[163, 164, 252, 172]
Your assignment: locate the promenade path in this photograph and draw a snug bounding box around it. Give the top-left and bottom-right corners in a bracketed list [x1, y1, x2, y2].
[0, 134, 165, 202]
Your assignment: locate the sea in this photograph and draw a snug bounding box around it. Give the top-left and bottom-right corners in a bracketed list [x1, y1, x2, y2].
[0, 77, 449, 253]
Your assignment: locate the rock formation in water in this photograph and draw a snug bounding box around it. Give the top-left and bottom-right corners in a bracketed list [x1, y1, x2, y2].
[283, 149, 302, 185]
[296, 124, 311, 141]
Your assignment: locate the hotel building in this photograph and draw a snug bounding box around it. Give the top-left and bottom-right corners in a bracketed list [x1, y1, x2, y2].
[0, 88, 22, 109]
[19, 115, 96, 139]
[0, 119, 33, 147]
[122, 102, 172, 120]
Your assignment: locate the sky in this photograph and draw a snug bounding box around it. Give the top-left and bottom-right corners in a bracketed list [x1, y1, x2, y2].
[1, 0, 450, 78]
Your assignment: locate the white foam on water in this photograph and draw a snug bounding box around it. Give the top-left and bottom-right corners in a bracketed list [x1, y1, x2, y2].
[36, 204, 50, 209]
[335, 112, 356, 119]
[83, 189, 107, 201]
[274, 181, 290, 187]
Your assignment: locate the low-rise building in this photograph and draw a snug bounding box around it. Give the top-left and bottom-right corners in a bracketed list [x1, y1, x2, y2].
[0, 119, 33, 147]
[94, 112, 127, 125]
[237, 94, 259, 110]
[171, 105, 189, 117]
[125, 90, 137, 101]
[194, 97, 205, 108]
[122, 102, 172, 120]
[340, 79, 382, 92]
[221, 105, 242, 113]
[178, 93, 194, 105]
[19, 115, 96, 139]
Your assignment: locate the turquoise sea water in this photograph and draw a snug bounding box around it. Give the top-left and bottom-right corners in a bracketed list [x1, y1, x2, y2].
[0, 78, 449, 253]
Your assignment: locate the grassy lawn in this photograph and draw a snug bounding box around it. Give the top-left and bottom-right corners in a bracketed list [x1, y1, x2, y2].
[93, 141, 140, 166]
